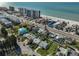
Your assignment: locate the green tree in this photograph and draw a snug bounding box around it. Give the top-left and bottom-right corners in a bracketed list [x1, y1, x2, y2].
[1, 27, 8, 38]
[9, 35, 17, 46]
[71, 40, 76, 45]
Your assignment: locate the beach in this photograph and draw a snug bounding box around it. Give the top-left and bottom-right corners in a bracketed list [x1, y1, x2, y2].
[41, 15, 79, 26]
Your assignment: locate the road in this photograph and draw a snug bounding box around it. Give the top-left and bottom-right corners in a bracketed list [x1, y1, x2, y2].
[16, 15, 79, 42]
[47, 25, 79, 41]
[5, 12, 79, 41]
[3, 12, 79, 56]
[27, 20, 79, 42]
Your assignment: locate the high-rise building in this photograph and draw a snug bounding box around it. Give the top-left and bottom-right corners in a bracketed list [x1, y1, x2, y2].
[26, 9, 31, 17]
[18, 8, 26, 16]
[9, 6, 15, 11]
[18, 8, 24, 16]
[32, 10, 40, 19]
[18, 8, 40, 19]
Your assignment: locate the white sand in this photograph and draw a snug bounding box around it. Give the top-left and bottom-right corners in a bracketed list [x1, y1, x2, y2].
[41, 15, 79, 26]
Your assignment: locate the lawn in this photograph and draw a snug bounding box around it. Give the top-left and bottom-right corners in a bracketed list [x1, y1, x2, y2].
[37, 48, 48, 56]
[47, 42, 59, 56]
[71, 42, 79, 50]
[37, 40, 59, 56]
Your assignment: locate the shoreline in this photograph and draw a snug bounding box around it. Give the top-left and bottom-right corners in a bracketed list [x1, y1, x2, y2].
[41, 14, 79, 26]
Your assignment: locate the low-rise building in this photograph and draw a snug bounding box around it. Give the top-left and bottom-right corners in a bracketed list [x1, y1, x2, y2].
[56, 47, 69, 56]
[33, 38, 41, 44]
[67, 48, 78, 56]
[47, 20, 56, 28]
[56, 47, 78, 56]
[54, 35, 65, 44]
[38, 28, 46, 34]
[64, 37, 73, 44]
[53, 22, 61, 28]
[39, 41, 48, 49]
[23, 33, 36, 40]
[53, 21, 67, 30]
[31, 26, 39, 33]
[48, 32, 56, 38]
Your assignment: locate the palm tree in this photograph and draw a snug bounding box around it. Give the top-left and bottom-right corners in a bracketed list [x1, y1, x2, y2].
[75, 25, 79, 35]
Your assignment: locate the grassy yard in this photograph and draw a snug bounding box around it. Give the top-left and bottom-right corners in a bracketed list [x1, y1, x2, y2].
[37, 48, 48, 56]
[37, 40, 59, 56]
[71, 42, 79, 50]
[48, 42, 59, 56]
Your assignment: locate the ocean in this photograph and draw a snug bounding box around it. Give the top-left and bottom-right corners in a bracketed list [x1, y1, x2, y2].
[2, 2, 79, 21]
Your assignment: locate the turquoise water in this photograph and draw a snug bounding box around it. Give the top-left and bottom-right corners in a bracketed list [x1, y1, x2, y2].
[3, 2, 79, 21]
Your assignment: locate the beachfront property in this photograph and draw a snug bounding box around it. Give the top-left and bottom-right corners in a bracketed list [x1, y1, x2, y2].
[0, 2, 79, 56]
[47, 20, 56, 28]
[18, 8, 40, 19]
[9, 6, 15, 11]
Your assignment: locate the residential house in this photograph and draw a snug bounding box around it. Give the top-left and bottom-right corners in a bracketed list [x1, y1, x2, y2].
[33, 38, 41, 44]
[56, 47, 78, 56]
[39, 41, 48, 49]
[47, 20, 56, 28]
[67, 48, 78, 56]
[31, 26, 39, 33]
[38, 28, 46, 35]
[48, 32, 57, 38]
[54, 35, 65, 44]
[23, 33, 36, 40]
[64, 37, 73, 44]
[56, 47, 68, 56]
